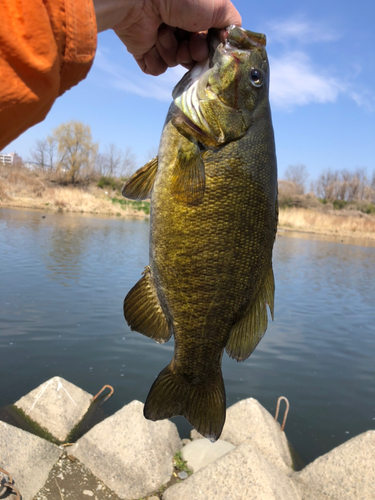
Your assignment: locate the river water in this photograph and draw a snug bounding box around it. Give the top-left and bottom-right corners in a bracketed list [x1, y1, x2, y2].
[1, 207, 374, 465]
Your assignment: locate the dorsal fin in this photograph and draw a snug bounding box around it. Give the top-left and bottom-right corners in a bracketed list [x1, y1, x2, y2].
[122, 156, 158, 200]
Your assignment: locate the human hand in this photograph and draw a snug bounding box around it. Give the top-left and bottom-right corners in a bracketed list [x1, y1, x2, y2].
[93, 0, 241, 76]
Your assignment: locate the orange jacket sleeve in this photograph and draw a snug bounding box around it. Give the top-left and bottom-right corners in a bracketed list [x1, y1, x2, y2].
[0, 0, 97, 151]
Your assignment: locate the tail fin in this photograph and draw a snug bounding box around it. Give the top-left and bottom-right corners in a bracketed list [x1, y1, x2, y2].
[144, 363, 226, 442]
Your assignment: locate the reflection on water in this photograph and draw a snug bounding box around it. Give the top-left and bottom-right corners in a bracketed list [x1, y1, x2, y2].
[0, 207, 374, 465]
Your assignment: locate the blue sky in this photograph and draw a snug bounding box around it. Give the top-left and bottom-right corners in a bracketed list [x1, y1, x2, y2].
[5, 0, 375, 184]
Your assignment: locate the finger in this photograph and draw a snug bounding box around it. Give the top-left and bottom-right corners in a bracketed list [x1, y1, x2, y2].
[189, 32, 209, 62]
[143, 46, 168, 76]
[135, 57, 147, 73]
[174, 28, 190, 43]
[176, 40, 194, 66]
[180, 61, 195, 71]
[210, 1, 242, 29]
[159, 0, 242, 33]
[156, 26, 179, 67]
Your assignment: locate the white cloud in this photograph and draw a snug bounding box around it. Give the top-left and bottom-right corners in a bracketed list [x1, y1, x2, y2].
[267, 16, 341, 44]
[94, 49, 185, 102]
[347, 89, 375, 112]
[265, 17, 374, 111]
[94, 35, 374, 113]
[269, 52, 344, 109]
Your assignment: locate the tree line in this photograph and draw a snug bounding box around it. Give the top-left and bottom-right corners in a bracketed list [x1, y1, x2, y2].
[24, 122, 375, 206]
[283, 164, 375, 204]
[29, 120, 135, 184]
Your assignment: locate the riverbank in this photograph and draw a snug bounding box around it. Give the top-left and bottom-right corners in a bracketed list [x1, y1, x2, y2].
[1, 165, 375, 240]
[279, 207, 375, 241]
[0, 184, 150, 218]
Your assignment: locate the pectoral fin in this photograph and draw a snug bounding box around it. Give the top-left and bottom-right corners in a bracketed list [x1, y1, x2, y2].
[171, 142, 205, 205]
[123, 266, 171, 344]
[226, 266, 275, 361]
[122, 156, 158, 200]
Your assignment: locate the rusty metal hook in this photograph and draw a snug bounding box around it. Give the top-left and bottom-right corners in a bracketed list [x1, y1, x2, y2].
[91, 384, 114, 403]
[274, 396, 290, 432]
[0, 467, 21, 500]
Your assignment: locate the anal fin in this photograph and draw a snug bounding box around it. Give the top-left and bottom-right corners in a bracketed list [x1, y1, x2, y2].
[226, 266, 275, 361]
[123, 266, 171, 343]
[122, 156, 158, 200]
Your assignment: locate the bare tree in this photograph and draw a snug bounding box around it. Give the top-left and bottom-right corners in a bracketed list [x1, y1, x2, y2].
[94, 152, 106, 176]
[46, 136, 56, 171]
[107, 143, 123, 176]
[371, 171, 375, 191]
[349, 167, 368, 201]
[284, 164, 309, 194]
[370, 171, 375, 203]
[30, 136, 56, 171]
[315, 169, 338, 201]
[96, 144, 136, 178]
[118, 146, 136, 178]
[30, 139, 48, 169]
[314, 167, 372, 203]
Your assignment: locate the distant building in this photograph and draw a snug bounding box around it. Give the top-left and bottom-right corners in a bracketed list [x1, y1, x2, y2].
[0, 152, 15, 164]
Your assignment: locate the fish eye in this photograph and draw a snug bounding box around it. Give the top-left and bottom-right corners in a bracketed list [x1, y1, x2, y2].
[250, 69, 263, 87]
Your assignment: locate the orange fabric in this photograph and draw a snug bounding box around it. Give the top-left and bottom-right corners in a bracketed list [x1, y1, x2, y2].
[0, 0, 97, 150]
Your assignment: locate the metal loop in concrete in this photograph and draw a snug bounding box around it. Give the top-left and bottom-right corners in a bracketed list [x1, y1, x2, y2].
[274, 396, 290, 432]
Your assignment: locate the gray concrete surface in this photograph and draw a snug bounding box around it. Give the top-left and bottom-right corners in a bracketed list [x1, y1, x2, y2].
[15, 376, 92, 442]
[163, 440, 301, 500]
[191, 397, 293, 473]
[295, 430, 375, 500]
[71, 400, 181, 499]
[34, 453, 123, 500]
[0, 421, 62, 500]
[182, 438, 235, 472]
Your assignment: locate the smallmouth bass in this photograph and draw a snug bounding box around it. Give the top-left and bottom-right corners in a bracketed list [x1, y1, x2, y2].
[122, 26, 278, 441]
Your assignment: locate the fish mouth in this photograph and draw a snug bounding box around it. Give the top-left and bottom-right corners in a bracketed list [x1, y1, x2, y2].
[172, 26, 266, 100]
[224, 25, 266, 51]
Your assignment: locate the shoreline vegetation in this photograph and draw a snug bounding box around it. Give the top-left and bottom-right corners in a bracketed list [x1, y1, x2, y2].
[1, 164, 375, 242]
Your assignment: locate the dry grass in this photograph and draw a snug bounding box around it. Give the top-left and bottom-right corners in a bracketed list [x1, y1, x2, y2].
[0, 165, 148, 218]
[279, 207, 375, 240]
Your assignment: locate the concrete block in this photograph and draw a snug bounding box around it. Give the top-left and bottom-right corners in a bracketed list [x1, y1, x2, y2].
[295, 430, 375, 500]
[71, 400, 181, 499]
[15, 376, 92, 442]
[163, 440, 301, 500]
[182, 438, 235, 472]
[220, 398, 293, 472]
[0, 421, 62, 500]
[33, 453, 123, 500]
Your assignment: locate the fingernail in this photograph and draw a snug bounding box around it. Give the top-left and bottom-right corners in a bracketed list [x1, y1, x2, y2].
[159, 31, 174, 50]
